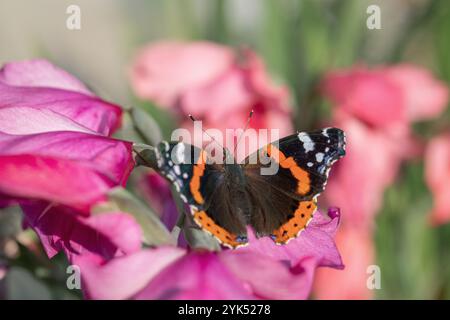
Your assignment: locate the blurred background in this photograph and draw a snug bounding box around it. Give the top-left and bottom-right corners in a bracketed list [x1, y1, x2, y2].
[1, 0, 450, 299]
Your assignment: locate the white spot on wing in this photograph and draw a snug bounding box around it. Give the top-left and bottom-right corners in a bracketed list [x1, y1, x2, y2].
[174, 165, 181, 175]
[307, 162, 314, 167]
[316, 152, 324, 163]
[175, 142, 185, 164]
[298, 132, 315, 153]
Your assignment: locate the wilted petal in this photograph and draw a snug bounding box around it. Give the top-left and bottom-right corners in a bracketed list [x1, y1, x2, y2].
[22, 202, 142, 259]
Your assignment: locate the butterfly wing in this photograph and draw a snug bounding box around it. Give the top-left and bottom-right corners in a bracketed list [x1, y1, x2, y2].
[243, 127, 346, 244]
[155, 142, 248, 248]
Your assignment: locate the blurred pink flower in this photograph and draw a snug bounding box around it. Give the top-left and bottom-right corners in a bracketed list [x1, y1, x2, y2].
[0, 60, 137, 261]
[130, 41, 235, 107]
[324, 111, 406, 227]
[314, 226, 374, 300]
[316, 62, 449, 299]
[130, 41, 293, 147]
[323, 64, 448, 127]
[76, 210, 342, 300]
[425, 133, 450, 225]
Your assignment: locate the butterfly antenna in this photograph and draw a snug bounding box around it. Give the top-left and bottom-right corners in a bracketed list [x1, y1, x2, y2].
[233, 110, 254, 155]
[188, 114, 226, 150]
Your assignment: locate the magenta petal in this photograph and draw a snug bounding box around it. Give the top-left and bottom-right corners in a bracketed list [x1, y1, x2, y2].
[0, 155, 116, 210]
[134, 252, 253, 300]
[221, 251, 318, 300]
[0, 131, 134, 186]
[0, 60, 122, 136]
[0, 59, 92, 95]
[240, 211, 343, 269]
[74, 247, 185, 300]
[22, 202, 142, 259]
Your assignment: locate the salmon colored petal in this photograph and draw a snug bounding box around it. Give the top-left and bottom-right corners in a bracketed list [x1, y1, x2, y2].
[130, 41, 234, 107]
[425, 133, 450, 225]
[314, 226, 375, 300]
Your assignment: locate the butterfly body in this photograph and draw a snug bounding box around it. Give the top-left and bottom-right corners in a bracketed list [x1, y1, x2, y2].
[155, 128, 346, 248]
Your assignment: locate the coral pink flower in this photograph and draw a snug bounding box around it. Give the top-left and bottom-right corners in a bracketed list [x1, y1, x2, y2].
[0, 60, 136, 260]
[130, 41, 293, 151]
[75, 210, 342, 300]
[425, 133, 450, 225]
[314, 226, 374, 300]
[324, 111, 406, 227]
[323, 64, 449, 127]
[131, 41, 235, 107]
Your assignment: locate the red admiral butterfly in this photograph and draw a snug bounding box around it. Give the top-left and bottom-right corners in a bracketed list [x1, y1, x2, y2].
[155, 126, 346, 249]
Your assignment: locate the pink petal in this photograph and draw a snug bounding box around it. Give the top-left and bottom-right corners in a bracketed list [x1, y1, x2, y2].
[0, 59, 92, 95]
[385, 64, 449, 121]
[322, 66, 407, 127]
[74, 247, 185, 300]
[221, 251, 319, 300]
[0, 154, 114, 210]
[134, 251, 253, 300]
[240, 211, 343, 269]
[130, 41, 234, 107]
[0, 131, 134, 186]
[22, 202, 143, 259]
[0, 60, 123, 136]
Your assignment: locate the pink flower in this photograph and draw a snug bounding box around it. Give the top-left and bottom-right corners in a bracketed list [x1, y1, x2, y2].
[314, 226, 374, 300]
[425, 133, 450, 225]
[323, 64, 448, 127]
[76, 210, 343, 300]
[130, 41, 293, 153]
[0, 60, 136, 260]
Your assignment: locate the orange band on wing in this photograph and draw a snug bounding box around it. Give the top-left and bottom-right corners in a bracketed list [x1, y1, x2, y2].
[272, 200, 316, 244]
[189, 150, 207, 204]
[265, 144, 311, 195]
[193, 210, 246, 249]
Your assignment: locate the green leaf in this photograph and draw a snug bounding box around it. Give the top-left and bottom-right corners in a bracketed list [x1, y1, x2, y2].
[5, 267, 52, 300]
[93, 187, 175, 247]
[130, 107, 163, 146]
